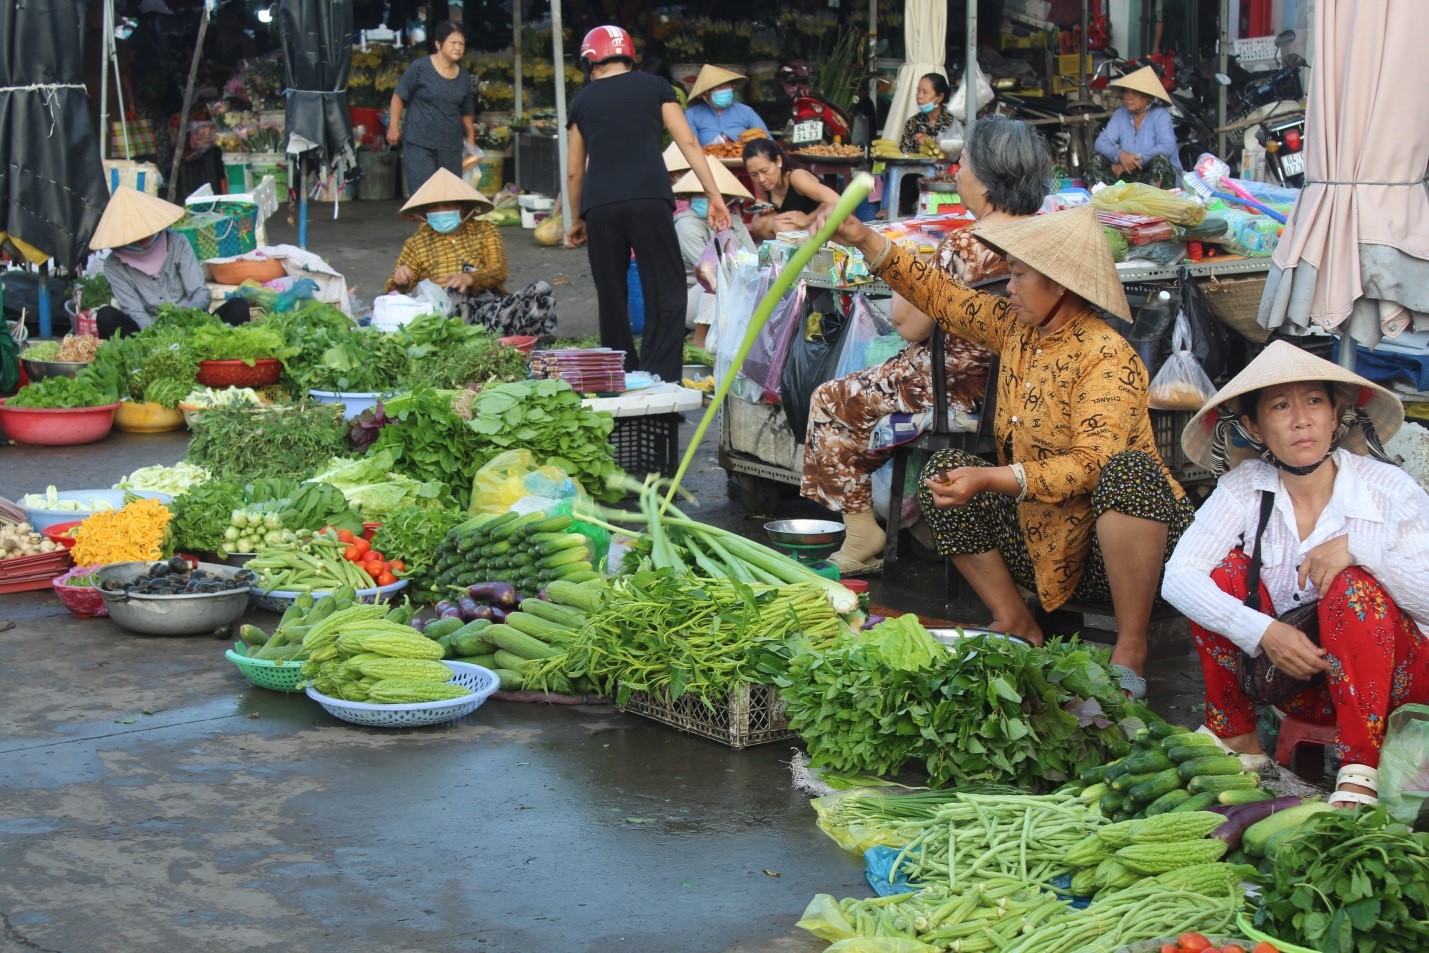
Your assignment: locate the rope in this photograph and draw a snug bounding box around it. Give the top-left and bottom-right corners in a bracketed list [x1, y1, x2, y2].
[0, 83, 88, 136]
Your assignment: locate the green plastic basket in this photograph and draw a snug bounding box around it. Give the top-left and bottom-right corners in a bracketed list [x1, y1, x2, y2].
[225, 643, 305, 692]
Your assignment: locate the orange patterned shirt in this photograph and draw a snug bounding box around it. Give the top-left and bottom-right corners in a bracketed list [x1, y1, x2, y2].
[386, 218, 509, 295]
[877, 244, 1182, 609]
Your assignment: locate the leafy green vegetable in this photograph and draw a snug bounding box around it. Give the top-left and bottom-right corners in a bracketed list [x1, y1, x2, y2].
[184, 403, 348, 482]
[306, 451, 449, 518]
[773, 629, 1142, 790]
[21, 341, 62, 362]
[188, 322, 293, 365]
[4, 375, 115, 408]
[74, 272, 112, 311]
[168, 480, 247, 553]
[369, 387, 487, 508]
[274, 481, 363, 534]
[370, 505, 464, 600]
[1253, 805, 1429, 953]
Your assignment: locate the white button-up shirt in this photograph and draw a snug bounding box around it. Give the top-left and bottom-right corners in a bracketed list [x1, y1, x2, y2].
[1162, 449, 1429, 655]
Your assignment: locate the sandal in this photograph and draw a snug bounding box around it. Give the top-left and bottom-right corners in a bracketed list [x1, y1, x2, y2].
[1110, 664, 1147, 701]
[1194, 725, 1272, 772]
[1328, 763, 1379, 808]
[828, 550, 883, 577]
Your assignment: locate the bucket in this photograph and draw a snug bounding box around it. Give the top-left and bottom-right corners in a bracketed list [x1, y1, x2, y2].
[518, 193, 554, 229]
[224, 156, 252, 194]
[248, 152, 288, 193]
[356, 151, 398, 200]
[476, 156, 505, 194]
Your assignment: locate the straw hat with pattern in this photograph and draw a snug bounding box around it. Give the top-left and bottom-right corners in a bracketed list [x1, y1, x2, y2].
[672, 163, 753, 201]
[688, 64, 747, 101]
[88, 186, 184, 250]
[1108, 65, 1173, 105]
[399, 168, 495, 221]
[1181, 340, 1405, 475]
[663, 142, 691, 174]
[972, 205, 1131, 321]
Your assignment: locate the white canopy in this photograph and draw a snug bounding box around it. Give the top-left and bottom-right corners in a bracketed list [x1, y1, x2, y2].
[880, 0, 948, 141]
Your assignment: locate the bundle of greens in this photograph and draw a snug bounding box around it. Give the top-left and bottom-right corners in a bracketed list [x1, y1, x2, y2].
[370, 504, 465, 601]
[81, 307, 212, 407]
[4, 375, 116, 408]
[183, 403, 348, 482]
[775, 624, 1141, 791]
[168, 480, 247, 553]
[189, 321, 293, 366]
[74, 272, 112, 311]
[370, 386, 489, 508]
[400, 312, 529, 390]
[306, 451, 449, 519]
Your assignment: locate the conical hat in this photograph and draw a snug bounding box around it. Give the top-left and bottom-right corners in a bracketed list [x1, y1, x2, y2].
[399, 168, 495, 220]
[663, 142, 691, 173]
[688, 64, 747, 101]
[1108, 66, 1172, 105]
[972, 206, 1131, 321]
[1181, 340, 1405, 472]
[672, 163, 753, 201]
[88, 186, 184, 250]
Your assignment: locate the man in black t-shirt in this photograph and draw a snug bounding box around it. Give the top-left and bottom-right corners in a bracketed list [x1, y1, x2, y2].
[565, 25, 730, 385]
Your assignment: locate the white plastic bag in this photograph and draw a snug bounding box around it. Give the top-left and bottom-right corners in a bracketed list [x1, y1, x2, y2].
[713, 250, 763, 395]
[412, 279, 454, 316]
[1148, 311, 1216, 411]
[949, 63, 995, 116]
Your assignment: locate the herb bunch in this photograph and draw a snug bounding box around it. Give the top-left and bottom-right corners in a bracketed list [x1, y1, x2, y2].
[184, 403, 348, 482]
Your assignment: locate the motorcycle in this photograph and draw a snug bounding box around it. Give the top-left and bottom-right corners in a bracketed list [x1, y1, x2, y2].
[775, 62, 854, 146]
[1259, 112, 1307, 187]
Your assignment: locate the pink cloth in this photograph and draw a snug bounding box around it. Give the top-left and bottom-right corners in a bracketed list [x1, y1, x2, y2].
[112, 231, 170, 277]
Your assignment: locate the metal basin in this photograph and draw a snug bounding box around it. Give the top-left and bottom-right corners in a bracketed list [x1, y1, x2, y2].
[21, 357, 89, 381]
[95, 561, 252, 636]
[764, 519, 846, 548]
[927, 628, 1033, 651]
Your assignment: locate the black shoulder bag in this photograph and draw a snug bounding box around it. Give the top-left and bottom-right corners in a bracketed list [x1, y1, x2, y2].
[1239, 490, 1324, 705]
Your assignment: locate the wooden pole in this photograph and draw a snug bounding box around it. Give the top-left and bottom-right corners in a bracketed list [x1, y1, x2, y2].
[167, 2, 212, 202]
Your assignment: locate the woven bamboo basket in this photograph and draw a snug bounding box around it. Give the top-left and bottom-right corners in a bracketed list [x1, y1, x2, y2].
[1201, 273, 1271, 343]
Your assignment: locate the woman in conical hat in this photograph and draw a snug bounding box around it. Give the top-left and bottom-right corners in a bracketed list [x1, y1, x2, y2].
[683, 64, 768, 146]
[385, 169, 555, 336]
[1090, 65, 1183, 188]
[89, 186, 251, 338]
[1162, 341, 1429, 808]
[822, 200, 1195, 699]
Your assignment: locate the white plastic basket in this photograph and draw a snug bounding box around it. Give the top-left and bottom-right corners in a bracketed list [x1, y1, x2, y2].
[305, 661, 500, 727]
[251, 578, 407, 614]
[1233, 35, 1280, 62]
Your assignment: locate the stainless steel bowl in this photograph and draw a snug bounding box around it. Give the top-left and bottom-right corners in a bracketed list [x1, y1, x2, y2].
[764, 519, 847, 547]
[95, 561, 252, 636]
[21, 357, 89, 380]
[927, 628, 1033, 650]
[223, 552, 257, 568]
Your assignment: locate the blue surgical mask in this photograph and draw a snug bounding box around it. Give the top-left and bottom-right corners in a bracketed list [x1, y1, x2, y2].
[710, 89, 735, 108]
[919, 101, 938, 115]
[122, 233, 161, 252]
[689, 197, 709, 217]
[427, 210, 462, 234]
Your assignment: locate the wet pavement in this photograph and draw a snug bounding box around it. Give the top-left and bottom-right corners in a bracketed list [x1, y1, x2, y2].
[0, 205, 1205, 952]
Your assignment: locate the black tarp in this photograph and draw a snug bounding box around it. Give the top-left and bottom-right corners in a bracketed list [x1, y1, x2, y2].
[0, 0, 108, 270]
[278, 0, 355, 183]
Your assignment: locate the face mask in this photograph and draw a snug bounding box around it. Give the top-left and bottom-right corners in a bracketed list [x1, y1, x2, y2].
[919, 101, 938, 114]
[122, 234, 160, 252]
[427, 210, 462, 234]
[710, 89, 735, 108]
[689, 197, 709, 217]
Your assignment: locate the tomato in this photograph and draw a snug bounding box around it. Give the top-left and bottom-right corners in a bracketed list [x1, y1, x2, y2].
[1222, 945, 1247, 953]
[1161, 945, 1179, 953]
[343, 544, 360, 561]
[388, 560, 405, 572]
[377, 571, 397, 586]
[1251, 944, 1280, 953]
[368, 550, 385, 563]
[352, 537, 371, 556]
[335, 529, 356, 543]
[1177, 935, 1212, 953]
[355, 562, 377, 579]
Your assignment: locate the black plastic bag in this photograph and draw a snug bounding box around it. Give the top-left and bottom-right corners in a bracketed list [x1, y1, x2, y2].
[1177, 265, 1231, 381]
[779, 289, 848, 440]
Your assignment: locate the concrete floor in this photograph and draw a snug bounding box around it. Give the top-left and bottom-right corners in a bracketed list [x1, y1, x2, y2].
[0, 206, 1206, 952]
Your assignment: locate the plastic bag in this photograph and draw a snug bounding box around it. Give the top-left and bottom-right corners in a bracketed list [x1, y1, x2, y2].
[1125, 240, 1187, 264]
[871, 459, 921, 526]
[470, 449, 581, 515]
[413, 279, 455, 317]
[864, 332, 908, 368]
[1148, 311, 1216, 411]
[1092, 181, 1207, 226]
[1380, 702, 1429, 828]
[694, 229, 735, 294]
[832, 294, 893, 379]
[739, 278, 805, 402]
[534, 210, 564, 246]
[949, 63, 994, 116]
[713, 251, 768, 400]
[780, 289, 848, 439]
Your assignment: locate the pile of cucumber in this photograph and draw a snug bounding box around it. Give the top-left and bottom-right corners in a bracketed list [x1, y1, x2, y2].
[1076, 722, 1270, 821]
[430, 511, 601, 599]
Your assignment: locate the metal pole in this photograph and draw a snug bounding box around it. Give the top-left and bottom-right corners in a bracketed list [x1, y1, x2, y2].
[100, 0, 111, 161]
[513, 0, 522, 188]
[1217, 0, 1230, 158]
[552, 2, 571, 237]
[299, 166, 308, 249]
[964, 0, 978, 130]
[1338, 333, 1358, 370]
[1080, 0, 1088, 88]
[38, 264, 52, 340]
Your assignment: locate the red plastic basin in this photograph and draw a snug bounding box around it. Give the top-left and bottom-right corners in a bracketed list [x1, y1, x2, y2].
[196, 359, 282, 388]
[0, 400, 121, 446]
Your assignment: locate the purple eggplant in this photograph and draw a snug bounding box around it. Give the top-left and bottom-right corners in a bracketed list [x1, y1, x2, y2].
[489, 606, 509, 624]
[440, 607, 464, 620]
[458, 597, 482, 620]
[1209, 796, 1309, 850]
[468, 604, 495, 622]
[435, 600, 456, 616]
[467, 581, 519, 609]
[411, 617, 428, 633]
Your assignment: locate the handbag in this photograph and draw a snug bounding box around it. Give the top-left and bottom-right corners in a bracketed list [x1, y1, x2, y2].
[1238, 490, 1324, 705]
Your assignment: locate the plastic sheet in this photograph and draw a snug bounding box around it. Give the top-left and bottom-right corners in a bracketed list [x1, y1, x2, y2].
[738, 278, 805, 402]
[1380, 702, 1429, 827]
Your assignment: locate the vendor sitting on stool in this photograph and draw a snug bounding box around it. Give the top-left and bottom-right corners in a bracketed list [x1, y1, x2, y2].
[899, 73, 960, 154]
[89, 186, 250, 338]
[683, 65, 769, 146]
[1091, 66, 1183, 189]
[386, 169, 556, 337]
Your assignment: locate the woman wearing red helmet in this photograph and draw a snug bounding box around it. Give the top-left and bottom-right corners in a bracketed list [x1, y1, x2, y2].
[565, 25, 731, 384]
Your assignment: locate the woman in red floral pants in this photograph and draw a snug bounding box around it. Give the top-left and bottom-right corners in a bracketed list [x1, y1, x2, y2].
[1163, 342, 1429, 808]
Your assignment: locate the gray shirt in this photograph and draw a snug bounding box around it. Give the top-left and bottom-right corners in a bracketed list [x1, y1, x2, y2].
[394, 57, 475, 149]
[103, 231, 211, 328]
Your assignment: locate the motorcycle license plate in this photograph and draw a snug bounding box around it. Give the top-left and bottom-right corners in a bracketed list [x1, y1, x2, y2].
[1280, 151, 1305, 176]
[792, 120, 824, 145]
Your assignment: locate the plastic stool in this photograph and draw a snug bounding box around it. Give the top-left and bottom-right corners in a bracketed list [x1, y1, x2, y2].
[1274, 714, 1335, 776]
[881, 161, 939, 219]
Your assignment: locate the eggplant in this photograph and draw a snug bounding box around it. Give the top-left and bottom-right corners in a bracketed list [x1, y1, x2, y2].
[1209, 796, 1308, 851]
[488, 606, 508, 624]
[467, 581, 518, 609]
[458, 597, 482, 620]
[440, 607, 464, 620]
[410, 617, 427, 633]
[468, 604, 495, 622]
[435, 600, 455, 616]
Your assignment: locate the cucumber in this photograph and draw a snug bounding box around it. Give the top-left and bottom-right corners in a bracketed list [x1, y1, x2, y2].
[1111, 769, 1166, 793]
[1186, 773, 1260, 795]
[1126, 768, 1183, 806]
[1148, 722, 1189, 740]
[1078, 782, 1111, 805]
[1243, 802, 1334, 858]
[491, 667, 525, 691]
[238, 624, 270, 648]
[1120, 749, 1176, 775]
[1165, 743, 1221, 764]
[1218, 787, 1274, 806]
[1178, 755, 1246, 782]
[518, 598, 587, 629]
[422, 617, 465, 640]
[1099, 789, 1128, 815]
[1143, 788, 1193, 816]
[1170, 792, 1220, 813]
[1079, 762, 1117, 785]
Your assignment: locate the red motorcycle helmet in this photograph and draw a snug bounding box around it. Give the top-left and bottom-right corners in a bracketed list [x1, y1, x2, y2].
[579, 25, 635, 66]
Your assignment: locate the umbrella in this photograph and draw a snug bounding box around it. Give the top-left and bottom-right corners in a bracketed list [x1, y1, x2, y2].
[1258, 0, 1429, 356]
[278, 0, 356, 245]
[880, 0, 947, 141]
[0, 0, 108, 271]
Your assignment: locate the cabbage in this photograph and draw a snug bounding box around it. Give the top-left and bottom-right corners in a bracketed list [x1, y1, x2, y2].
[305, 452, 448, 518]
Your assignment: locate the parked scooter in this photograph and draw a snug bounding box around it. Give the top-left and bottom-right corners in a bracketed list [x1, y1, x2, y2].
[1259, 112, 1307, 187]
[775, 62, 854, 146]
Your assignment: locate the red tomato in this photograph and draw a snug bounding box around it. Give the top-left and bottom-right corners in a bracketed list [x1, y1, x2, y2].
[353, 538, 371, 556]
[1161, 945, 1179, 953]
[1251, 944, 1280, 953]
[336, 529, 355, 543]
[343, 544, 360, 561]
[1178, 935, 1212, 953]
[354, 562, 377, 579]
[377, 571, 397, 586]
[368, 550, 385, 563]
[1222, 945, 1248, 953]
[388, 560, 405, 572]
